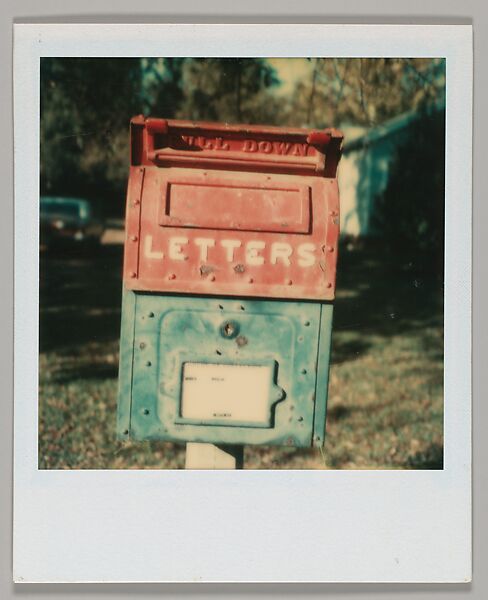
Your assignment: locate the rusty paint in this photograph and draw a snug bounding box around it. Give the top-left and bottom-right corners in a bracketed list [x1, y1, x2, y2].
[199, 264, 215, 277]
[122, 117, 342, 301]
[236, 335, 248, 347]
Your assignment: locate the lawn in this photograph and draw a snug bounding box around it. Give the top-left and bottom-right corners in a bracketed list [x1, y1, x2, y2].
[39, 241, 443, 470]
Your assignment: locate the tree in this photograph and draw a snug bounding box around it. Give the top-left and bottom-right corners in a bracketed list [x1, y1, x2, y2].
[284, 58, 445, 128]
[40, 58, 145, 208]
[174, 58, 281, 124]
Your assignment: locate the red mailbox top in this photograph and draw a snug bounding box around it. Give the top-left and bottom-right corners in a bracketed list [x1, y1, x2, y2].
[123, 117, 343, 301]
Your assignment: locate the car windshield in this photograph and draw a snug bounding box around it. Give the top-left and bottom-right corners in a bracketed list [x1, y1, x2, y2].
[41, 199, 88, 218]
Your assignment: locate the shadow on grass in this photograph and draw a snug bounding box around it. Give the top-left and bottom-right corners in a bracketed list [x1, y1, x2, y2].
[326, 404, 352, 421]
[39, 241, 444, 373]
[328, 242, 443, 364]
[330, 338, 370, 366]
[52, 362, 119, 383]
[405, 443, 443, 469]
[40, 244, 123, 353]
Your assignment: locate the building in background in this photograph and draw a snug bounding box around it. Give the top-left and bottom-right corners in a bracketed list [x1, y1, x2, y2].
[339, 101, 445, 239]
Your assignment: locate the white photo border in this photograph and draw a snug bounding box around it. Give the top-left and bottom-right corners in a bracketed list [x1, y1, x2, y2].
[14, 24, 472, 583]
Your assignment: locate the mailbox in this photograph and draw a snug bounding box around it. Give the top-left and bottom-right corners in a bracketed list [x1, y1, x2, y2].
[117, 117, 343, 448]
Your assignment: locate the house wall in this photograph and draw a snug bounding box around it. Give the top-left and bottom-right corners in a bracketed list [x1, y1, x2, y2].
[338, 117, 412, 237]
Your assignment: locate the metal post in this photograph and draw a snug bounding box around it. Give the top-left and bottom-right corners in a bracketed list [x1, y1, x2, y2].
[185, 443, 244, 469]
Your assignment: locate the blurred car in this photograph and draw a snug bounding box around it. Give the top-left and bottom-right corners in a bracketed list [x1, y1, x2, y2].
[40, 196, 105, 251]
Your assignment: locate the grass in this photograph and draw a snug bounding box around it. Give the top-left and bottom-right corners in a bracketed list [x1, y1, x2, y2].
[39, 241, 443, 470]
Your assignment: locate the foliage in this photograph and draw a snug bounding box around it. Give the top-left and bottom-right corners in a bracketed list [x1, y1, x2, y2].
[285, 57, 446, 128]
[144, 58, 281, 124]
[40, 58, 282, 212]
[40, 58, 145, 208]
[40, 57, 445, 216]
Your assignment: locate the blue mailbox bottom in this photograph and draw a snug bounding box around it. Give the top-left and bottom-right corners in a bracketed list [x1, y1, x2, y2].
[117, 290, 334, 448]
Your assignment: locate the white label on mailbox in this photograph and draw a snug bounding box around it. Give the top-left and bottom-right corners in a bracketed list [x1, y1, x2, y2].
[181, 363, 271, 424]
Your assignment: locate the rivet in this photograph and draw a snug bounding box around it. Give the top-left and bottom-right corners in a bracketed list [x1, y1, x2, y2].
[298, 416, 304, 422]
[326, 282, 332, 288]
[304, 320, 310, 327]
[298, 335, 304, 342]
[123, 429, 129, 435]
[210, 275, 216, 282]
[143, 409, 150, 415]
[146, 361, 152, 367]
[139, 167, 144, 173]
[168, 273, 176, 280]
[130, 271, 137, 278]
[133, 199, 140, 207]
[330, 210, 338, 217]
[286, 279, 293, 285]
[130, 234, 138, 242]
[148, 311, 154, 318]
[301, 368, 307, 374]
[139, 342, 146, 349]
[248, 277, 254, 283]
[328, 246, 334, 252]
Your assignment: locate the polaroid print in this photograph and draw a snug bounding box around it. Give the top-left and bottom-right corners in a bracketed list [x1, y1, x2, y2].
[14, 24, 472, 583]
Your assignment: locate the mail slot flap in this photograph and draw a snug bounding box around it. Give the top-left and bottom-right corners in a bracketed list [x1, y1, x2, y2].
[124, 166, 340, 301]
[160, 172, 310, 234]
[130, 116, 343, 177]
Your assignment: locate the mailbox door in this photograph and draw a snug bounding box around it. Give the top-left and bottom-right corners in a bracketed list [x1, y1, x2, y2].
[124, 167, 339, 301]
[117, 291, 333, 448]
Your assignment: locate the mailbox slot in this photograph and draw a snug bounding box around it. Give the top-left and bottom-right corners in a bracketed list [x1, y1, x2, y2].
[160, 174, 310, 234]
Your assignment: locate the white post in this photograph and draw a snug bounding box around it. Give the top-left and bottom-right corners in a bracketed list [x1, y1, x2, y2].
[185, 443, 244, 469]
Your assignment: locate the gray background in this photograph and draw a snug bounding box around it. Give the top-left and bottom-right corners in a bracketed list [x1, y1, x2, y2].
[2, 1, 483, 598]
